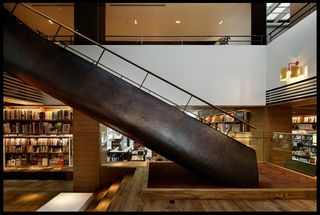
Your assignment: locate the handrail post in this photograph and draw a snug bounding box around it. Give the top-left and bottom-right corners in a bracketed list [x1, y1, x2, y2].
[52, 25, 62, 42]
[95, 49, 105, 65]
[139, 73, 149, 88]
[10, 3, 18, 17]
[183, 95, 193, 112]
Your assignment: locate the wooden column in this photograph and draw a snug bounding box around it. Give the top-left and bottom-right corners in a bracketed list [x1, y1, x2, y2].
[251, 3, 266, 45]
[248, 107, 268, 162]
[265, 104, 292, 166]
[73, 109, 101, 192]
[74, 3, 105, 44]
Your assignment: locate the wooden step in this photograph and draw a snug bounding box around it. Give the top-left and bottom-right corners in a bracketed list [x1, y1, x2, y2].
[85, 183, 112, 211]
[86, 173, 134, 212]
[106, 174, 134, 211]
[108, 166, 149, 211]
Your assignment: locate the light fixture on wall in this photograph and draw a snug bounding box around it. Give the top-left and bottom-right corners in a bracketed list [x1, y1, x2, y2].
[280, 60, 305, 81]
[280, 67, 288, 81]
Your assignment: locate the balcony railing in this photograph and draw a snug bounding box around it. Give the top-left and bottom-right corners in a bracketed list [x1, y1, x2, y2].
[39, 34, 266, 45]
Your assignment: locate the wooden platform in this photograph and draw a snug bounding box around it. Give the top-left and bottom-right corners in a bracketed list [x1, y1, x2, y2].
[143, 162, 316, 200]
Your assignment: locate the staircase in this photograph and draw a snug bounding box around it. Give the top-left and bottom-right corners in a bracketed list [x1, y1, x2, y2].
[3, 4, 259, 187]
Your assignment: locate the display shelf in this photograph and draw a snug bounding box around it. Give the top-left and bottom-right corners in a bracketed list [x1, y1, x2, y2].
[3, 106, 73, 169]
[291, 114, 317, 166]
[292, 133, 317, 165]
[292, 122, 317, 124]
[3, 134, 72, 138]
[211, 121, 242, 124]
[199, 110, 250, 134]
[4, 119, 73, 122]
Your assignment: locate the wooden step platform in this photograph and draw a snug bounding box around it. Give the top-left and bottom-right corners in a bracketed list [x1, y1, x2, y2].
[108, 167, 148, 211]
[143, 162, 316, 200]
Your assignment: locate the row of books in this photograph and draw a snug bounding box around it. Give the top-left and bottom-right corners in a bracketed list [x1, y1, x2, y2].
[5, 145, 69, 153]
[3, 138, 72, 146]
[203, 112, 248, 123]
[3, 122, 71, 134]
[213, 123, 248, 133]
[3, 109, 73, 120]
[292, 115, 317, 123]
[6, 153, 68, 167]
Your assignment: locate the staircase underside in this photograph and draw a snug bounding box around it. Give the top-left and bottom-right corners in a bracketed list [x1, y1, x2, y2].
[3, 8, 259, 187]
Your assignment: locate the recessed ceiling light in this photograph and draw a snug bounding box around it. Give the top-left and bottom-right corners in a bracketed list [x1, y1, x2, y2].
[267, 13, 278, 20]
[267, 3, 273, 8]
[175, 20, 181, 24]
[273, 7, 286, 13]
[48, 20, 53, 24]
[279, 3, 290, 7]
[134, 20, 137, 24]
[219, 20, 223, 25]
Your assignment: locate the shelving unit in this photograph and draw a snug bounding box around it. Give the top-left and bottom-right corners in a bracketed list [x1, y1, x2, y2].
[199, 110, 250, 134]
[3, 106, 73, 169]
[100, 124, 151, 163]
[292, 115, 317, 131]
[291, 115, 317, 165]
[292, 133, 317, 165]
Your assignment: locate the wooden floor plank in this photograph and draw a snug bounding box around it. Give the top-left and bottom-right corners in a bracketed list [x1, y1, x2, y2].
[93, 180, 121, 211]
[121, 167, 148, 211]
[107, 174, 134, 211]
[3, 169, 317, 212]
[86, 184, 111, 211]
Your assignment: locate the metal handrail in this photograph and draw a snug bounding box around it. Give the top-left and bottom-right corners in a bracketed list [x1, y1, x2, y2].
[45, 35, 264, 45]
[268, 3, 317, 42]
[105, 35, 265, 38]
[12, 3, 256, 130]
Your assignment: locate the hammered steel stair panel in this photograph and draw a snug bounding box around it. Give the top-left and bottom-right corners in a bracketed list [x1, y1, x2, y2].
[3, 8, 259, 187]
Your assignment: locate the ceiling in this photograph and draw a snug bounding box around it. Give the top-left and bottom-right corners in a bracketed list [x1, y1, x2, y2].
[266, 3, 291, 26]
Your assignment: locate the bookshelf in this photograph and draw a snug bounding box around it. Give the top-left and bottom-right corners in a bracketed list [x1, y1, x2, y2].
[292, 133, 317, 165]
[3, 106, 73, 169]
[292, 115, 317, 131]
[291, 115, 317, 165]
[200, 111, 250, 134]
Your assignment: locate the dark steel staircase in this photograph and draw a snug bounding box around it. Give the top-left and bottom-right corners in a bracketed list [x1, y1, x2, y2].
[3, 5, 259, 187]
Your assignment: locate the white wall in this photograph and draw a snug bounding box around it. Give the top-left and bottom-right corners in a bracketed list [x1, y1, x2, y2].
[266, 11, 316, 90]
[70, 45, 266, 106]
[46, 11, 316, 106]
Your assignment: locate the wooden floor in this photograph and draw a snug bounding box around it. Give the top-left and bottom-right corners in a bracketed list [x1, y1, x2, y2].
[3, 162, 317, 212]
[3, 180, 73, 212]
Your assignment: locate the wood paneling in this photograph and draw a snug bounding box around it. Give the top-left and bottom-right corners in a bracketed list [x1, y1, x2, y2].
[73, 109, 100, 192]
[141, 199, 316, 212]
[143, 162, 316, 200]
[107, 167, 149, 211]
[266, 105, 293, 166]
[143, 188, 316, 200]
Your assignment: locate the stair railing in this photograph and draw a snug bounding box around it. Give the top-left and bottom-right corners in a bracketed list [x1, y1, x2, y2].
[9, 3, 256, 134]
